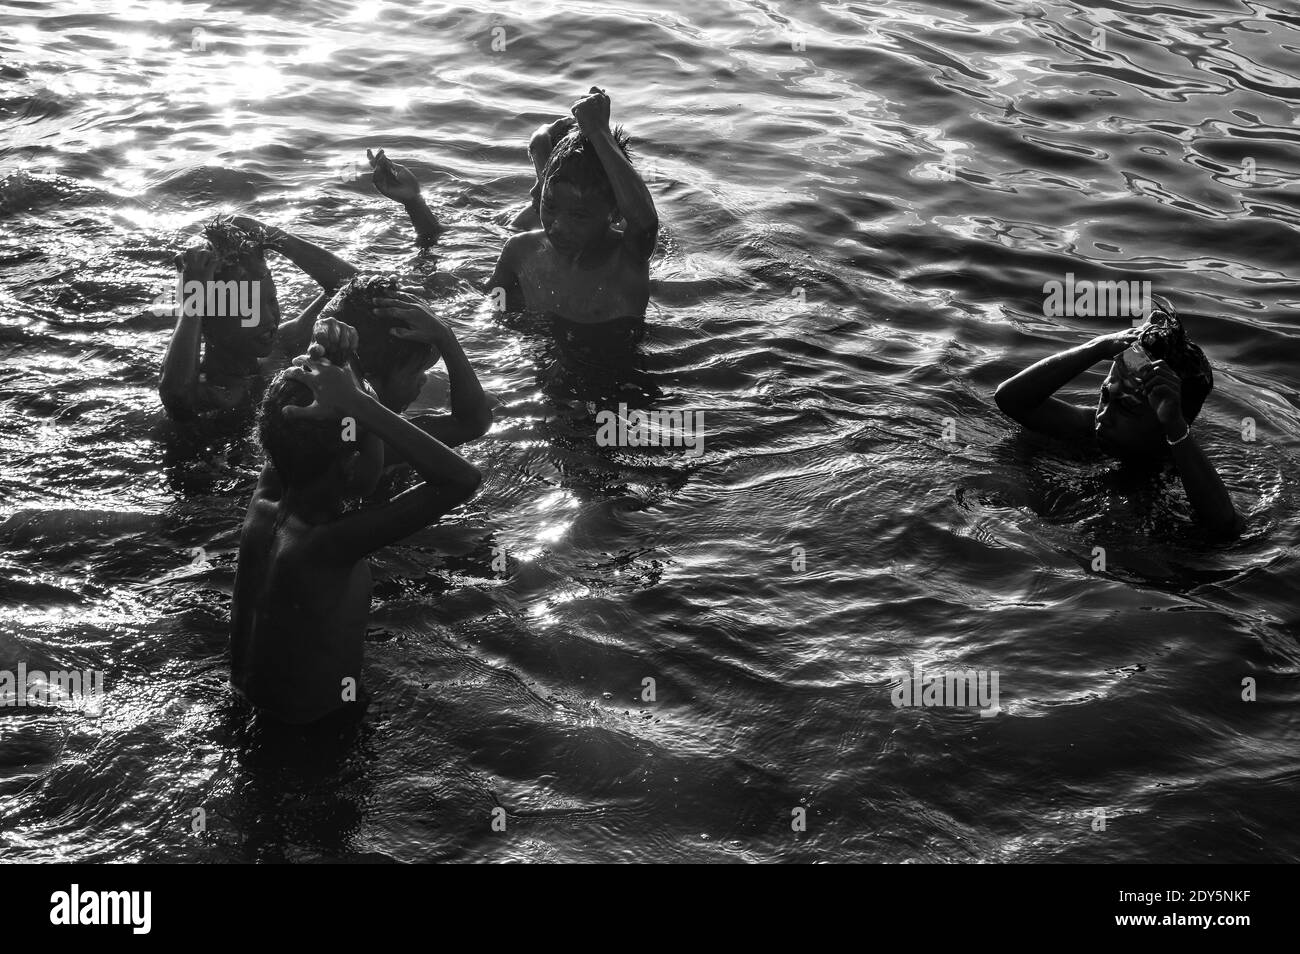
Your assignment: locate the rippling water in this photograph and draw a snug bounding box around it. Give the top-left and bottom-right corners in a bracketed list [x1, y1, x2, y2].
[2, 0, 1299, 863]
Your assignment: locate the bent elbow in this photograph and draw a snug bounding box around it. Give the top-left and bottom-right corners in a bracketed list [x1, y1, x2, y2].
[470, 405, 493, 441]
[455, 466, 483, 500]
[993, 380, 1012, 414]
[159, 384, 191, 417]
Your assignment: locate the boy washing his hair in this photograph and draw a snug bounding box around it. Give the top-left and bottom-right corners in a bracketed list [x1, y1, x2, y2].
[487, 87, 658, 323]
[995, 305, 1244, 538]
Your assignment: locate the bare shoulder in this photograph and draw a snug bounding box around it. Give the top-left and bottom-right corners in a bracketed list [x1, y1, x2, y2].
[501, 229, 544, 262]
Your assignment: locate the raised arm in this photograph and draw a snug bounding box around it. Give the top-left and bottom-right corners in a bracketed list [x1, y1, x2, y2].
[374, 293, 493, 446]
[994, 329, 1138, 440]
[571, 88, 657, 260]
[1140, 361, 1244, 538]
[159, 246, 215, 416]
[272, 290, 334, 361]
[368, 149, 442, 248]
[282, 358, 482, 561]
[229, 215, 358, 293]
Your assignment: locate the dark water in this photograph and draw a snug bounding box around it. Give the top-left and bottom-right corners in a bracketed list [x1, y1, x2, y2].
[2, 0, 1298, 862]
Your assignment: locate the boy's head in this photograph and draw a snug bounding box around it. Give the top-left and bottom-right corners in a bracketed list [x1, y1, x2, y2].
[258, 370, 383, 497]
[319, 274, 438, 412]
[199, 218, 281, 359]
[539, 126, 631, 255]
[1094, 301, 1214, 458]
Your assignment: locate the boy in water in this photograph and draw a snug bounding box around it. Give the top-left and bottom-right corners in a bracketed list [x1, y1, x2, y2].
[159, 216, 359, 418]
[309, 275, 493, 451]
[162, 210, 492, 449]
[231, 349, 481, 724]
[159, 220, 284, 417]
[994, 306, 1243, 538]
[487, 87, 658, 323]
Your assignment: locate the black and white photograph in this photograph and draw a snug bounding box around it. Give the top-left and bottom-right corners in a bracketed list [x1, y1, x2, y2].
[0, 0, 1294, 899]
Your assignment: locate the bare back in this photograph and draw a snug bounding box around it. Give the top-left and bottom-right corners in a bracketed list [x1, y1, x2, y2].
[231, 492, 372, 724]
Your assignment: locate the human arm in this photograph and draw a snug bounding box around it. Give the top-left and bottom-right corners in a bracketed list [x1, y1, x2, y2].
[272, 290, 336, 361]
[282, 358, 482, 560]
[374, 293, 493, 446]
[228, 215, 358, 293]
[159, 246, 215, 416]
[367, 149, 441, 247]
[571, 88, 657, 260]
[993, 329, 1139, 440]
[1140, 361, 1244, 538]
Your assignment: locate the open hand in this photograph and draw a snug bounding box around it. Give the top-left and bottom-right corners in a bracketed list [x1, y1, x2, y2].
[367, 148, 421, 204]
[571, 87, 611, 136]
[281, 356, 364, 420]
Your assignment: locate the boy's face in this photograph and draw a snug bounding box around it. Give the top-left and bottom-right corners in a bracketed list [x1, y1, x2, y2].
[202, 257, 281, 359]
[540, 179, 613, 255]
[1094, 358, 1164, 458]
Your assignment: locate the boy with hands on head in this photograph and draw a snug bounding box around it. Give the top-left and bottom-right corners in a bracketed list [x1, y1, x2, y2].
[994, 305, 1243, 538]
[488, 87, 658, 323]
[231, 336, 482, 725]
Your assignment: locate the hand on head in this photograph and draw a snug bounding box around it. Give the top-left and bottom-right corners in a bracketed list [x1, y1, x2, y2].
[228, 215, 288, 250]
[571, 86, 611, 134]
[1135, 360, 1184, 427]
[281, 355, 363, 421]
[312, 316, 360, 364]
[547, 116, 577, 142]
[373, 294, 449, 346]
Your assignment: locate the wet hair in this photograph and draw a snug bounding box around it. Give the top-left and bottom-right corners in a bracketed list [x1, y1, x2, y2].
[542, 126, 632, 213]
[1136, 299, 1213, 422]
[257, 372, 352, 488]
[203, 216, 275, 266]
[201, 215, 280, 285]
[318, 274, 432, 381]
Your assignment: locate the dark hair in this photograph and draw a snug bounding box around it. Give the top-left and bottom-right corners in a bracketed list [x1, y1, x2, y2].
[203, 216, 276, 270]
[257, 372, 352, 487]
[319, 274, 432, 381]
[1137, 299, 1213, 422]
[542, 126, 632, 213]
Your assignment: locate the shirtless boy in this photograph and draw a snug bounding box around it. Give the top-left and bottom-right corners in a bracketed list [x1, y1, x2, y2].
[487, 87, 658, 323]
[994, 306, 1243, 538]
[231, 351, 481, 724]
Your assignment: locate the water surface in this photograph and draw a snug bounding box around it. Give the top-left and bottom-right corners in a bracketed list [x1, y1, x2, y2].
[1, 0, 1298, 862]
